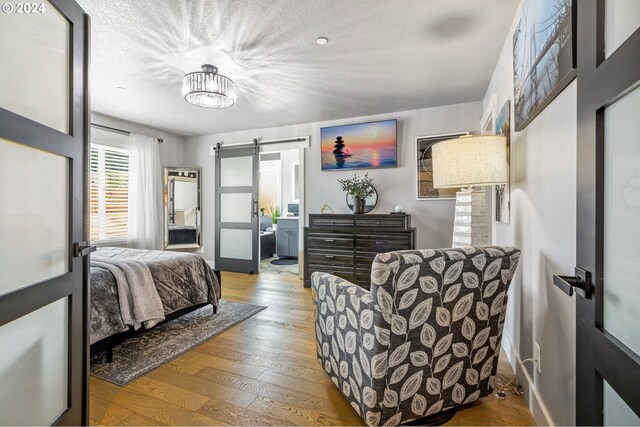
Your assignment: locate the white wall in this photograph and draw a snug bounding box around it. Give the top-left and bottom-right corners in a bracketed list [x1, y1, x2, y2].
[280, 149, 299, 216]
[483, 1, 577, 424]
[185, 102, 482, 262]
[259, 160, 281, 213]
[258, 149, 297, 216]
[91, 112, 188, 167]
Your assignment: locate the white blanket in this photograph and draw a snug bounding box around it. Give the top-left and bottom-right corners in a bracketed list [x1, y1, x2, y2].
[91, 256, 165, 330]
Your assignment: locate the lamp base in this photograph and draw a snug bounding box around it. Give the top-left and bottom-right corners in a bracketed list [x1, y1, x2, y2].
[452, 188, 488, 248]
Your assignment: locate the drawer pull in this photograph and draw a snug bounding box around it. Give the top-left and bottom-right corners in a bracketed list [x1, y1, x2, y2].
[325, 255, 335, 259]
[376, 241, 387, 245]
[325, 239, 335, 242]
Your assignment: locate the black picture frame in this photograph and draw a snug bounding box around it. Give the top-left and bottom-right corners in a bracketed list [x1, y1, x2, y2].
[513, 0, 576, 132]
[346, 186, 378, 213]
[495, 101, 511, 223]
[415, 132, 469, 200]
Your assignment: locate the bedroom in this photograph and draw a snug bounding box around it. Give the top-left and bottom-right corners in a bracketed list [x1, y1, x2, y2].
[1, 0, 640, 426]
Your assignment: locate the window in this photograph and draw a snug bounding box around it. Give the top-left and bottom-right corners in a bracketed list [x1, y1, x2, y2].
[90, 144, 129, 243]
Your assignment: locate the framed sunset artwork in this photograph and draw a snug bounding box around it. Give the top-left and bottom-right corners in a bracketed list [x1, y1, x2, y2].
[320, 119, 397, 171]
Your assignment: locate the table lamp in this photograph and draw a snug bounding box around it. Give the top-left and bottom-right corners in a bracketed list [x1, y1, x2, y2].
[432, 135, 508, 247]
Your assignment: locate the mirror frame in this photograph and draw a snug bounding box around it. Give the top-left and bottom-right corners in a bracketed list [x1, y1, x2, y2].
[346, 186, 378, 213]
[163, 166, 202, 249]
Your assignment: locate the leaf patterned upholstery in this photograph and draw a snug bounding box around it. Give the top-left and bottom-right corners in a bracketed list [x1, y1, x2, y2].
[311, 246, 521, 426]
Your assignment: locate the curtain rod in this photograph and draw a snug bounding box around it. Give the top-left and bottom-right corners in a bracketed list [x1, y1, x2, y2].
[91, 123, 164, 143]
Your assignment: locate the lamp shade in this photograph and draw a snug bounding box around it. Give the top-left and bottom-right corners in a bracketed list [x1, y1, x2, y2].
[432, 135, 508, 188]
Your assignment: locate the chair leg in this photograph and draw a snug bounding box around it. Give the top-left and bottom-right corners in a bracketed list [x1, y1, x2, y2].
[406, 407, 458, 426]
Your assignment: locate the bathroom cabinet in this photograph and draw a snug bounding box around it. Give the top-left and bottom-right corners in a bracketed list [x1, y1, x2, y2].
[276, 217, 299, 258]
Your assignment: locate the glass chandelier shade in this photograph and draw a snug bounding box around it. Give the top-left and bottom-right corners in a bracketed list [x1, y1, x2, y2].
[182, 64, 236, 108]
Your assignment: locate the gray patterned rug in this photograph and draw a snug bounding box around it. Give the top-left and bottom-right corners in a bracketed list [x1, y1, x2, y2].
[90, 300, 266, 386]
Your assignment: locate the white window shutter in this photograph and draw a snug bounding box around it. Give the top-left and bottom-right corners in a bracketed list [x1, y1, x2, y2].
[90, 144, 129, 243]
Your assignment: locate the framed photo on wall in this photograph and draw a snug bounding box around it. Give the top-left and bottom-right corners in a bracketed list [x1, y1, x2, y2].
[495, 101, 511, 223]
[415, 132, 468, 200]
[320, 119, 397, 171]
[513, 0, 576, 131]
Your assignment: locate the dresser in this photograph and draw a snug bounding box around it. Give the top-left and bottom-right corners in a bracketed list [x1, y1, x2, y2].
[303, 214, 415, 289]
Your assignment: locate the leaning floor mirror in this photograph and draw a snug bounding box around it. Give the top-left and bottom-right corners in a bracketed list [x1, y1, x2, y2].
[164, 167, 202, 249]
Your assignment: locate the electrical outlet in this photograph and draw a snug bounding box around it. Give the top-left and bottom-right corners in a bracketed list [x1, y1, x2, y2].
[534, 342, 542, 374]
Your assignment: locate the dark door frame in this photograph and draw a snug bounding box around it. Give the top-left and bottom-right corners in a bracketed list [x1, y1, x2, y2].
[574, 0, 640, 424]
[0, 1, 90, 424]
[214, 141, 260, 274]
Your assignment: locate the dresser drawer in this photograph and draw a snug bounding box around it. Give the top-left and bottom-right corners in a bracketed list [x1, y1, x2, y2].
[355, 253, 377, 268]
[310, 217, 355, 227]
[355, 233, 412, 252]
[355, 269, 372, 289]
[354, 217, 407, 228]
[307, 233, 354, 249]
[307, 251, 355, 266]
[308, 264, 355, 282]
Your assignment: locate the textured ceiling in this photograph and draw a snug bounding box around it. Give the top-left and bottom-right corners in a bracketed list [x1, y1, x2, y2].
[78, 0, 519, 136]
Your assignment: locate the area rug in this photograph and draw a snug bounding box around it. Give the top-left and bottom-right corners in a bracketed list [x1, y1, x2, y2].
[261, 257, 298, 276]
[90, 300, 266, 386]
[270, 257, 298, 266]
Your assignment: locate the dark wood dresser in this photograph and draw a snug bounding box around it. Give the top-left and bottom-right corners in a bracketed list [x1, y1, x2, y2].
[303, 214, 415, 289]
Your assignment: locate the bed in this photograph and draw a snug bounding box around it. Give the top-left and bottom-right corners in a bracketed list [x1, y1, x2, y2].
[89, 247, 221, 360]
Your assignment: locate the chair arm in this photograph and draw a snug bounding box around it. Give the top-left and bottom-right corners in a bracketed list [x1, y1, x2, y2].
[311, 272, 391, 425]
[311, 273, 385, 349]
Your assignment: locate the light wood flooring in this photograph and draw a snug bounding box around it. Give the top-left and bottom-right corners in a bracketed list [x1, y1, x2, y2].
[90, 272, 536, 426]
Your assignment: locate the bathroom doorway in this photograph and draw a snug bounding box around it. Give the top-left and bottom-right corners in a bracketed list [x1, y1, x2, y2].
[258, 146, 304, 278]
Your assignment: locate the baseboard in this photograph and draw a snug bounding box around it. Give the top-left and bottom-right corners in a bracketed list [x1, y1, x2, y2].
[501, 333, 554, 426]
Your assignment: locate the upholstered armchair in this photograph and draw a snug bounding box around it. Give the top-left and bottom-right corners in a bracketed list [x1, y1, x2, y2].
[311, 246, 520, 426]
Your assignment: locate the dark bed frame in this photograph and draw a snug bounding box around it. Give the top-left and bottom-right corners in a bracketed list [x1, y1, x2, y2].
[90, 269, 222, 363]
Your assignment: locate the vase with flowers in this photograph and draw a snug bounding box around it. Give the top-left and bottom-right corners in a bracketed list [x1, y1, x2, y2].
[338, 173, 375, 214]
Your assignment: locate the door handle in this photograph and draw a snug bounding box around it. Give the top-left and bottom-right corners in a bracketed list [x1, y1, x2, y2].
[253, 198, 259, 217]
[553, 267, 592, 299]
[73, 241, 96, 257]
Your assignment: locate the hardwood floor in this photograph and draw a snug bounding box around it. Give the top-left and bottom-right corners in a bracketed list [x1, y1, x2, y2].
[90, 272, 536, 426]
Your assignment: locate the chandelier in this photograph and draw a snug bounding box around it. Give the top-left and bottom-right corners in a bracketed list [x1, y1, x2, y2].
[182, 64, 237, 108]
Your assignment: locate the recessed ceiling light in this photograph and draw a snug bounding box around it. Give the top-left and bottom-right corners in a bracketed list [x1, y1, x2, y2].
[316, 37, 328, 45]
[116, 86, 126, 91]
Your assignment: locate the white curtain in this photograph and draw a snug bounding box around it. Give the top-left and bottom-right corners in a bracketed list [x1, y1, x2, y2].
[127, 133, 162, 249]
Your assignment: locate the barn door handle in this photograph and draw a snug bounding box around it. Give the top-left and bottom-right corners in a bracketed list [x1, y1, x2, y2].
[553, 267, 592, 299]
[73, 241, 96, 257]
